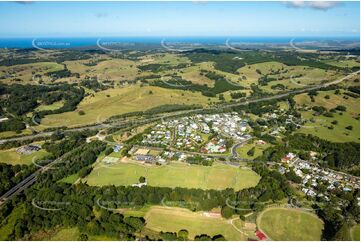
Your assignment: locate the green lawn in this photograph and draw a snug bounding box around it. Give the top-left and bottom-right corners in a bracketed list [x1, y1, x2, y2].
[237, 141, 271, 160]
[144, 206, 247, 240]
[257, 208, 324, 241]
[0, 148, 50, 165]
[85, 161, 260, 190]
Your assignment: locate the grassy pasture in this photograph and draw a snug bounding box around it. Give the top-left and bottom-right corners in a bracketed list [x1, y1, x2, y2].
[257, 207, 324, 241]
[294, 90, 360, 142]
[84, 161, 260, 190]
[0, 62, 64, 84]
[180, 64, 215, 87]
[139, 53, 190, 65]
[236, 61, 341, 92]
[65, 58, 139, 82]
[322, 59, 360, 68]
[39, 85, 215, 129]
[144, 206, 246, 240]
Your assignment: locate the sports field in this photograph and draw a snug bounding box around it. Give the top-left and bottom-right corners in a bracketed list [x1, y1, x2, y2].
[257, 207, 324, 241]
[84, 161, 260, 190]
[144, 206, 247, 240]
[294, 90, 360, 142]
[39, 85, 215, 129]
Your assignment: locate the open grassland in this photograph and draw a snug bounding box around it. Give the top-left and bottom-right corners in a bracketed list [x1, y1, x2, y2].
[257, 207, 324, 241]
[144, 206, 247, 240]
[236, 61, 340, 92]
[139, 53, 191, 65]
[236, 141, 271, 160]
[0, 148, 49, 165]
[65, 58, 139, 82]
[39, 85, 215, 129]
[85, 161, 260, 190]
[180, 63, 216, 87]
[295, 90, 360, 142]
[322, 59, 360, 68]
[0, 62, 64, 84]
[237, 61, 287, 85]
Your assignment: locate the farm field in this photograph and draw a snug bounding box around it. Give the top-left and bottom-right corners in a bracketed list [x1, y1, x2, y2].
[38, 85, 215, 129]
[257, 207, 324, 241]
[144, 206, 247, 240]
[0, 148, 50, 165]
[84, 160, 260, 190]
[294, 90, 360, 142]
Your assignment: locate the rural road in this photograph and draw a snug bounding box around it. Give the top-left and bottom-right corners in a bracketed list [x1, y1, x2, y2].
[0, 71, 358, 145]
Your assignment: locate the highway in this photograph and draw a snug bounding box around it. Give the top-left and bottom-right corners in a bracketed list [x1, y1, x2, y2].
[0, 71, 358, 206]
[0, 71, 358, 145]
[0, 158, 64, 206]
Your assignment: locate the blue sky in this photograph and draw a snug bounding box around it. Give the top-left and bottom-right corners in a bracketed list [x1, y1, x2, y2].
[0, 1, 359, 37]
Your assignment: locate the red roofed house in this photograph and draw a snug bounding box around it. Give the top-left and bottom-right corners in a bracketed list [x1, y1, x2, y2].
[255, 230, 267, 241]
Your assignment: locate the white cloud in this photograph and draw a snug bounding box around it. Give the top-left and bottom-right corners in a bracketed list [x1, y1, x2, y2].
[284, 1, 340, 10]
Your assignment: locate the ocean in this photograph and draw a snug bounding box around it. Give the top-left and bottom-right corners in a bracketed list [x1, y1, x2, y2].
[0, 36, 359, 49]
